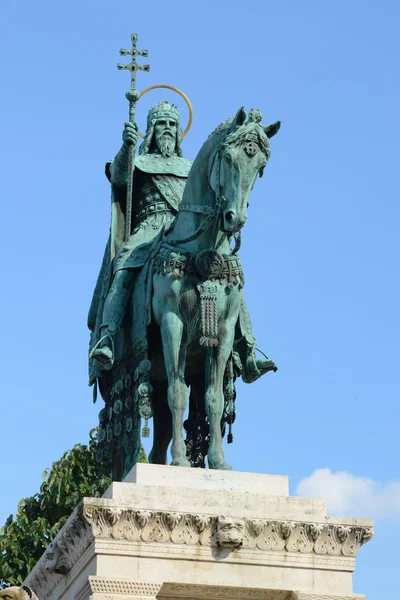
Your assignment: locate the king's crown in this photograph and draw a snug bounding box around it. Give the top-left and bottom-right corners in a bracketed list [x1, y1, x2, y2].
[147, 100, 180, 126]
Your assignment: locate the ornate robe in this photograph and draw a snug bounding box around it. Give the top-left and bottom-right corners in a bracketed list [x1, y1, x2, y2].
[88, 153, 192, 389]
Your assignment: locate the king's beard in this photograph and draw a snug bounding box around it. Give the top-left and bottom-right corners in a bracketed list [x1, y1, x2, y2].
[156, 131, 176, 157]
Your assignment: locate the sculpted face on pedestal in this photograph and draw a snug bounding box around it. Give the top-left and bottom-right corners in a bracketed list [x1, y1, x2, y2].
[216, 516, 245, 548]
[0, 587, 38, 600]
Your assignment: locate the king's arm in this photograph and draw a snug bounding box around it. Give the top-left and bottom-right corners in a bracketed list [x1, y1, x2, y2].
[104, 122, 139, 259]
[108, 122, 138, 185]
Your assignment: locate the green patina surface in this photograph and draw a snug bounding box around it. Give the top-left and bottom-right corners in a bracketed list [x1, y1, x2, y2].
[88, 36, 280, 479]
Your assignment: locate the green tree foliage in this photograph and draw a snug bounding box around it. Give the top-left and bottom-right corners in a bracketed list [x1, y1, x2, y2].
[0, 432, 147, 587]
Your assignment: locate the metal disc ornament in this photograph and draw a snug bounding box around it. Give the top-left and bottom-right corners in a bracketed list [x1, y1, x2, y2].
[195, 249, 224, 279]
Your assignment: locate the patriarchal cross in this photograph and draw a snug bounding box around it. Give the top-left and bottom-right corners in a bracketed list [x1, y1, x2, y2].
[117, 33, 151, 242]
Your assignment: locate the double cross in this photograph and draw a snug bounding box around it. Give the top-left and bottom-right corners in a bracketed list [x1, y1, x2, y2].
[117, 34, 150, 119]
[117, 33, 151, 243]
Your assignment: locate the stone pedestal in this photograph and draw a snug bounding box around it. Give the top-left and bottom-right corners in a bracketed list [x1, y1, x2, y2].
[24, 464, 373, 600]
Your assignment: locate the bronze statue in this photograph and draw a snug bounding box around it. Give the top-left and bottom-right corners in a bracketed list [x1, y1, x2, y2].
[88, 35, 280, 479]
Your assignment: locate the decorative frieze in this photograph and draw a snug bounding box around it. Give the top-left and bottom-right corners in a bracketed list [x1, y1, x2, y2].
[159, 583, 291, 599]
[291, 594, 363, 600]
[76, 579, 162, 600]
[22, 499, 372, 600]
[24, 507, 93, 600]
[74, 581, 364, 600]
[82, 504, 373, 558]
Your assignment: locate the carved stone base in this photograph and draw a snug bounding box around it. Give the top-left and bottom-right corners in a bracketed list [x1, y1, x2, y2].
[23, 465, 372, 600]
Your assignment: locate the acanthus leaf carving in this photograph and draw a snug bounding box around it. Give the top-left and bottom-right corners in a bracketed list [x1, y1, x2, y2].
[313, 525, 342, 556]
[136, 510, 153, 528]
[140, 512, 169, 543]
[341, 526, 374, 557]
[254, 520, 285, 552]
[83, 505, 112, 537]
[169, 514, 199, 545]
[284, 522, 313, 554]
[166, 511, 183, 529]
[65, 504, 374, 558]
[111, 509, 141, 541]
[195, 514, 214, 545]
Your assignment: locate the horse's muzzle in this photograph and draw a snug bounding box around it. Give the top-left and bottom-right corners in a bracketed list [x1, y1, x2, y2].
[222, 208, 247, 233]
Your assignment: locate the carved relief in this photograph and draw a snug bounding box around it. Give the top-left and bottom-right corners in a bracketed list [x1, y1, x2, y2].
[215, 516, 245, 548]
[0, 587, 39, 600]
[341, 526, 374, 557]
[160, 583, 291, 600]
[313, 525, 343, 556]
[291, 594, 362, 600]
[284, 523, 314, 554]
[24, 506, 93, 600]
[43, 540, 72, 575]
[22, 502, 372, 600]
[89, 580, 162, 596]
[248, 520, 285, 551]
[81, 504, 373, 558]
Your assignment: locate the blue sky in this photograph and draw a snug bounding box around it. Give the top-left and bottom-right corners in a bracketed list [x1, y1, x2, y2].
[1, 1, 399, 598]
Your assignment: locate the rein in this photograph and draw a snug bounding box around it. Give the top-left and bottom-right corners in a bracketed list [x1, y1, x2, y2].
[168, 149, 225, 246]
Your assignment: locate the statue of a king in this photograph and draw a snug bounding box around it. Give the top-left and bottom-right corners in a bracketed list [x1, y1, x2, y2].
[88, 100, 276, 399]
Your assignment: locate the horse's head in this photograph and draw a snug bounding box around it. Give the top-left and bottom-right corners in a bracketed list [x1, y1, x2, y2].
[210, 107, 280, 234]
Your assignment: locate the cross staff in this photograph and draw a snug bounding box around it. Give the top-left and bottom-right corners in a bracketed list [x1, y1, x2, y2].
[117, 33, 150, 243]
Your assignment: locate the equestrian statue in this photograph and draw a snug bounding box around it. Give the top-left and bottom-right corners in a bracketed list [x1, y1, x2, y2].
[88, 34, 280, 479]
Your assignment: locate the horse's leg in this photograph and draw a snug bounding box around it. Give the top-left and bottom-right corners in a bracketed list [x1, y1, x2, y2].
[186, 374, 207, 468]
[205, 328, 236, 470]
[161, 311, 190, 467]
[148, 380, 172, 465]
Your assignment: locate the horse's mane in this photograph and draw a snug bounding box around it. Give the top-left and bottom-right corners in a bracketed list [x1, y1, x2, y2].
[208, 115, 271, 161]
[182, 111, 272, 207]
[207, 117, 233, 139]
[223, 122, 271, 160]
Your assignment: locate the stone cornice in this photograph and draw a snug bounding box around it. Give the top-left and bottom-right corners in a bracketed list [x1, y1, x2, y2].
[24, 502, 93, 600]
[75, 580, 364, 600]
[23, 500, 372, 600]
[81, 501, 373, 558]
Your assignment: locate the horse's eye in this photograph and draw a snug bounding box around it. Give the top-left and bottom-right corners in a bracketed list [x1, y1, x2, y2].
[224, 153, 232, 165]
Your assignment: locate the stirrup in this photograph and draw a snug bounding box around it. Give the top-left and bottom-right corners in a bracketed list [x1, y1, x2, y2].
[241, 347, 277, 384]
[90, 332, 115, 369]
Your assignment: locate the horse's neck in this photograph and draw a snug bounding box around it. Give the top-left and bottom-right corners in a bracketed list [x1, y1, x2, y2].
[167, 143, 231, 255]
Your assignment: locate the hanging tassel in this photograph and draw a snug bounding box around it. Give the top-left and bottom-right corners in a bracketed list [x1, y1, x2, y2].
[92, 380, 98, 404]
[142, 419, 150, 438]
[198, 281, 219, 346]
[227, 422, 233, 444]
[137, 380, 153, 440]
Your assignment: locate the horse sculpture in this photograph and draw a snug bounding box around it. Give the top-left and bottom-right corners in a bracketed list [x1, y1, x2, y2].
[93, 107, 280, 478]
[150, 107, 279, 470]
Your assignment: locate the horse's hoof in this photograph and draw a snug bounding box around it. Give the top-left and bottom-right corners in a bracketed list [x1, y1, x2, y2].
[171, 459, 191, 468]
[209, 461, 232, 471]
[149, 454, 167, 465]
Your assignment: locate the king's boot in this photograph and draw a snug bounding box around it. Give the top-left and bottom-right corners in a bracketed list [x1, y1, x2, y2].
[91, 324, 117, 370]
[234, 299, 278, 384]
[238, 341, 278, 384]
[90, 269, 134, 370]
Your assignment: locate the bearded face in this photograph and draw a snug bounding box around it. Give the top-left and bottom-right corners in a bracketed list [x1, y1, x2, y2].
[154, 118, 177, 157]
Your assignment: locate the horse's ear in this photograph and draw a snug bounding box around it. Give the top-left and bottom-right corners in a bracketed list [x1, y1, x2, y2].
[264, 120, 281, 138]
[232, 107, 246, 128]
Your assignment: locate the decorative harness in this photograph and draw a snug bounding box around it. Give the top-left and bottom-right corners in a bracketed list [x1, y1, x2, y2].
[158, 146, 244, 347]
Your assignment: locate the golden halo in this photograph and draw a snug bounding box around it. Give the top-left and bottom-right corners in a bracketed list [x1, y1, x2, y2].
[138, 84, 193, 139]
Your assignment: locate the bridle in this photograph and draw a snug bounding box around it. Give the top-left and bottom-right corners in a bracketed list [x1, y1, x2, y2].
[167, 147, 241, 254]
